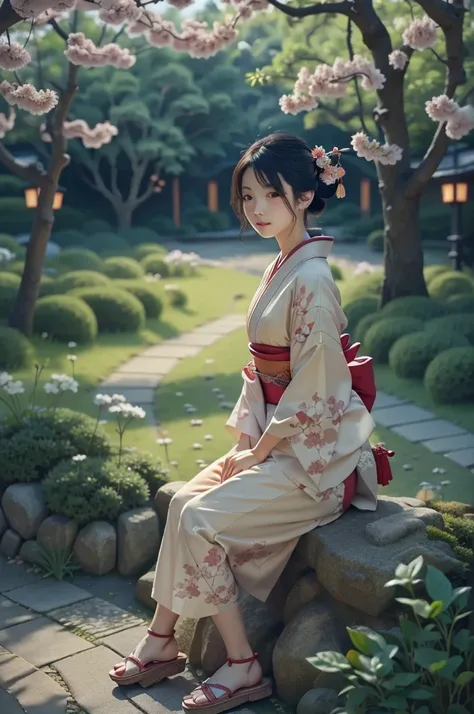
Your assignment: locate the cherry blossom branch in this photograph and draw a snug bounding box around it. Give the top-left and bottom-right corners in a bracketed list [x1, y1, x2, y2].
[0, 140, 43, 182]
[266, 0, 352, 19]
[49, 18, 69, 43]
[346, 15, 369, 135]
[0, 1, 21, 35]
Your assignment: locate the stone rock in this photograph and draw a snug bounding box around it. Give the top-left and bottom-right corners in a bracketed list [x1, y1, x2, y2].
[297, 687, 339, 714]
[364, 507, 444, 546]
[283, 572, 322, 624]
[175, 617, 199, 656]
[295, 496, 462, 617]
[117, 507, 160, 576]
[1, 483, 48, 539]
[154, 481, 187, 524]
[19, 539, 44, 565]
[135, 568, 156, 610]
[1, 528, 22, 558]
[73, 521, 116, 575]
[273, 600, 346, 706]
[36, 515, 78, 552]
[190, 591, 283, 675]
[0, 507, 6, 539]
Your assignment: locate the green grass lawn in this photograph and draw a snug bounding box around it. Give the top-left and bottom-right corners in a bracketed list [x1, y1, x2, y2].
[0, 267, 260, 452]
[153, 328, 474, 502]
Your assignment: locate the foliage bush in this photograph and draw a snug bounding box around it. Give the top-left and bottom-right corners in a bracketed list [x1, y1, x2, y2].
[57, 270, 110, 292]
[182, 206, 230, 232]
[425, 314, 474, 344]
[364, 317, 424, 363]
[447, 294, 474, 313]
[319, 201, 361, 226]
[6, 260, 25, 276]
[388, 330, 469, 379]
[0, 272, 20, 319]
[141, 254, 170, 276]
[103, 256, 145, 279]
[83, 219, 113, 234]
[55, 248, 104, 273]
[424, 346, 474, 404]
[134, 243, 167, 260]
[381, 296, 447, 321]
[354, 312, 385, 343]
[428, 271, 474, 300]
[120, 227, 161, 246]
[309, 555, 473, 714]
[424, 264, 450, 285]
[0, 326, 34, 370]
[349, 213, 384, 238]
[38, 276, 58, 297]
[344, 297, 379, 332]
[114, 280, 163, 319]
[426, 502, 474, 565]
[34, 295, 98, 343]
[367, 229, 384, 252]
[43, 457, 149, 527]
[166, 285, 188, 308]
[121, 451, 169, 496]
[83, 231, 130, 255]
[52, 206, 86, 232]
[0, 233, 25, 258]
[0, 175, 27, 195]
[52, 230, 87, 249]
[419, 203, 451, 242]
[342, 270, 383, 303]
[0, 197, 34, 234]
[329, 263, 344, 281]
[428, 499, 474, 518]
[72, 287, 145, 333]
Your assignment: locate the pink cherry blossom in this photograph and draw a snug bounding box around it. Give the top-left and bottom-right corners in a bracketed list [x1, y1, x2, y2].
[0, 81, 58, 115]
[0, 109, 15, 139]
[11, 0, 76, 19]
[0, 41, 32, 70]
[425, 94, 459, 122]
[388, 50, 409, 71]
[42, 118, 119, 148]
[446, 105, 474, 140]
[168, 0, 194, 8]
[402, 16, 438, 51]
[65, 33, 136, 69]
[126, 9, 156, 36]
[351, 132, 403, 166]
[98, 0, 141, 26]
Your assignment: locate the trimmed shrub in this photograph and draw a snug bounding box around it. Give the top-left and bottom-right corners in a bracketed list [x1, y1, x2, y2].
[354, 312, 385, 343]
[0, 233, 25, 258]
[0, 272, 20, 319]
[51, 206, 85, 232]
[121, 451, 169, 497]
[0, 197, 33, 234]
[0, 326, 34, 369]
[388, 330, 469, 379]
[447, 294, 474, 313]
[71, 287, 145, 333]
[114, 280, 163, 319]
[57, 270, 110, 292]
[182, 206, 230, 232]
[424, 346, 474, 403]
[381, 296, 447, 321]
[424, 264, 450, 285]
[329, 263, 343, 281]
[170, 261, 197, 278]
[428, 270, 474, 300]
[134, 243, 167, 260]
[350, 214, 384, 238]
[342, 270, 383, 303]
[6, 261, 25, 276]
[120, 227, 161, 246]
[141, 254, 170, 276]
[0, 175, 27, 195]
[367, 229, 384, 252]
[166, 285, 188, 308]
[43, 457, 149, 526]
[364, 317, 424, 363]
[319, 202, 361, 226]
[34, 295, 98, 343]
[55, 248, 104, 273]
[425, 313, 474, 344]
[84, 232, 129, 255]
[83, 219, 112, 234]
[428, 499, 474, 518]
[344, 297, 379, 332]
[103, 256, 144, 279]
[52, 230, 86, 249]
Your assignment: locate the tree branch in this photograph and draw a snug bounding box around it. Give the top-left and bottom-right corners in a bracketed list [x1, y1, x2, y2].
[266, 0, 352, 19]
[0, 0, 21, 35]
[346, 15, 370, 134]
[0, 142, 44, 183]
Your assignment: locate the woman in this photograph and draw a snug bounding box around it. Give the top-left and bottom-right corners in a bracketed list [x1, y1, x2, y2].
[109, 133, 392, 714]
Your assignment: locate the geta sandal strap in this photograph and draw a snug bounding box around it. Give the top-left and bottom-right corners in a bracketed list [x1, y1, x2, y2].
[226, 652, 258, 666]
[147, 628, 175, 640]
[125, 655, 145, 671]
[200, 682, 232, 702]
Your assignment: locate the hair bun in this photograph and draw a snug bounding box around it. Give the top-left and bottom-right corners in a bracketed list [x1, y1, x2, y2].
[316, 179, 339, 200]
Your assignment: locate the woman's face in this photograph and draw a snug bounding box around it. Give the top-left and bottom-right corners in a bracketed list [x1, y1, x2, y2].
[241, 167, 299, 239]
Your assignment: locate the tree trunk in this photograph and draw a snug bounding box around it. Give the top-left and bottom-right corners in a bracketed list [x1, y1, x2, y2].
[380, 189, 428, 305]
[116, 202, 134, 232]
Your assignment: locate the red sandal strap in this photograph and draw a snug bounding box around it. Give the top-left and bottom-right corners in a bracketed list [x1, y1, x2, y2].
[200, 682, 232, 702]
[147, 628, 175, 639]
[226, 652, 258, 666]
[125, 655, 145, 671]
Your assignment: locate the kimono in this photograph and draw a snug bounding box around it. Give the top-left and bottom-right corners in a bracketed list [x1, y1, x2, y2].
[151, 236, 388, 619]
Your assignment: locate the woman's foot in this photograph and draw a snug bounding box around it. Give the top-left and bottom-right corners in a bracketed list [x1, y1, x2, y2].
[183, 656, 262, 706]
[114, 630, 179, 677]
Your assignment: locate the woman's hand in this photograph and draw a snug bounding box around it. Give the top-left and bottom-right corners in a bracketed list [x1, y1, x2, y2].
[221, 448, 264, 482]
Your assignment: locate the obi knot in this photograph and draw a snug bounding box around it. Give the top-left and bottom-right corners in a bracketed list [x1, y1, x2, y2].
[372, 443, 395, 487]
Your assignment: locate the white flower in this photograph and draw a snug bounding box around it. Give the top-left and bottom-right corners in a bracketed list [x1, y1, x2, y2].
[351, 132, 403, 165]
[72, 454, 87, 462]
[108, 404, 123, 414]
[170, 460, 179, 467]
[353, 262, 376, 276]
[192, 442, 202, 450]
[67, 354, 77, 362]
[190, 419, 203, 426]
[388, 50, 409, 71]
[0, 372, 12, 387]
[94, 393, 112, 406]
[44, 382, 59, 394]
[68, 341, 77, 348]
[0, 248, 15, 263]
[58, 377, 78, 393]
[3, 379, 24, 395]
[157, 437, 173, 445]
[111, 393, 127, 403]
[402, 16, 438, 51]
[41, 332, 48, 339]
[120, 404, 146, 419]
[204, 434, 213, 441]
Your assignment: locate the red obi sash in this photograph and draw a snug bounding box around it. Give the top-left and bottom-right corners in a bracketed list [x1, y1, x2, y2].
[247, 334, 394, 487]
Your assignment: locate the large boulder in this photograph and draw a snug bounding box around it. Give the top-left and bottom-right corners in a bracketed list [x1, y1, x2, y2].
[74, 521, 116, 575]
[154, 482, 187, 525]
[283, 572, 322, 625]
[1, 528, 22, 558]
[297, 688, 339, 714]
[2, 483, 48, 539]
[36, 515, 78, 551]
[19, 539, 44, 565]
[0, 507, 6, 539]
[117, 507, 160, 576]
[295, 496, 460, 617]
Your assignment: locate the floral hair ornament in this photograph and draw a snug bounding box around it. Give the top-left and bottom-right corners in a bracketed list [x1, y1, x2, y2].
[311, 145, 349, 199]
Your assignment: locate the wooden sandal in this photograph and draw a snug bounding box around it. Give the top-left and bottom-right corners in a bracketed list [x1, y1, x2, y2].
[182, 654, 272, 714]
[109, 629, 187, 688]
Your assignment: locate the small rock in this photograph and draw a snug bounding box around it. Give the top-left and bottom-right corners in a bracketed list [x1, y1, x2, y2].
[297, 687, 339, 714]
[135, 568, 155, 610]
[117, 507, 160, 576]
[74, 521, 116, 575]
[0, 507, 6, 539]
[19, 539, 44, 565]
[403, 464, 413, 471]
[36, 515, 78, 551]
[1, 528, 23, 558]
[2, 483, 48, 539]
[154, 482, 187, 525]
[284, 572, 322, 624]
[364, 507, 444, 546]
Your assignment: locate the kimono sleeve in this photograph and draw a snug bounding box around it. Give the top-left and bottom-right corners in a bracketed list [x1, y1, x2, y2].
[265, 304, 353, 471]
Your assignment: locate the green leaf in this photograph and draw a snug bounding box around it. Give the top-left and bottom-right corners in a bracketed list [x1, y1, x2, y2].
[306, 651, 351, 673]
[451, 586, 471, 610]
[383, 695, 408, 710]
[345, 687, 370, 709]
[413, 647, 449, 670]
[390, 673, 421, 687]
[408, 688, 436, 700]
[396, 598, 432, 618]
[447, 706, 472, 714]
[437, 655, 463, 681]
[425, 565, 454, 609]
[413, 707, 431, 714]
[346, 649, 362, 669]
[455, 670, 474, 687]
[453, 611, 472, 625]
[347, 627, 386, 655]
[428, 600, 444, 618]
[452, 629, 471, 652]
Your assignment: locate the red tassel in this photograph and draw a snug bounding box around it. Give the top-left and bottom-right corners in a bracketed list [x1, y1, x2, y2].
[372, 443, 395, 487]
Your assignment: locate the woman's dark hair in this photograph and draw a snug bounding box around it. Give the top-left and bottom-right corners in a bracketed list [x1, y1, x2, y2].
[230, 132, 340, 229]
